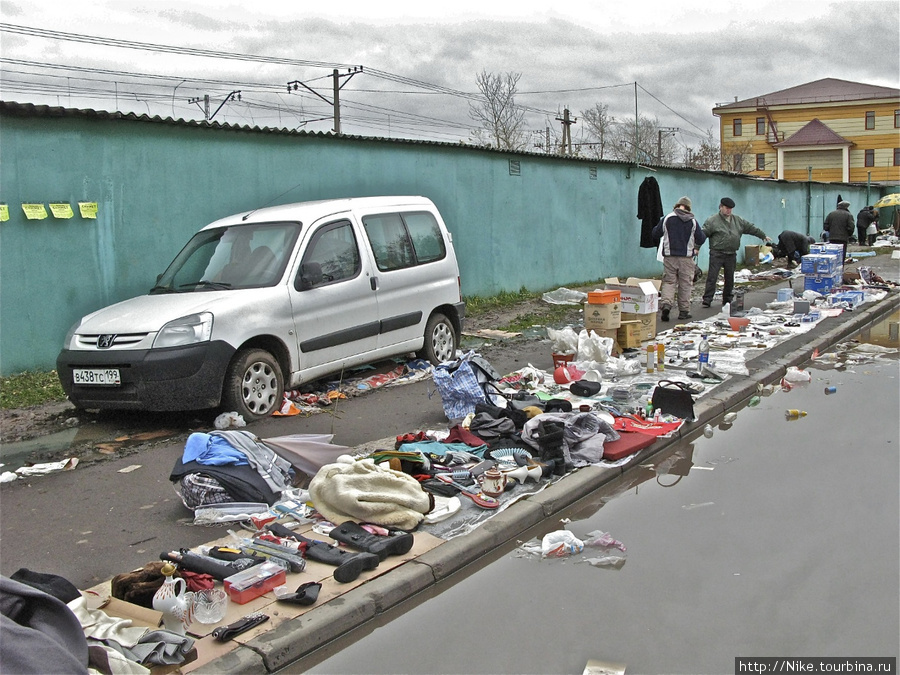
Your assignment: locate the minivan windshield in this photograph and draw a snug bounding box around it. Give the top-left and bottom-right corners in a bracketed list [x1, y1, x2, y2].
[150, 221, 302, 293]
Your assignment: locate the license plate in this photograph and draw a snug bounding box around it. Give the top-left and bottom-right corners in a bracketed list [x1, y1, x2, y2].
[73, 368, 121, 386]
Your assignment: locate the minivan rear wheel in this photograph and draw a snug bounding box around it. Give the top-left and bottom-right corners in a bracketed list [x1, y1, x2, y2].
[221, 348, 284, 421]
[417, 312, 457, 365]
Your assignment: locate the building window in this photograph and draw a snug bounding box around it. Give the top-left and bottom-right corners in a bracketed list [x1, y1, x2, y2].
[733, 118, 742, 136]
[756, 153, 766, 171]
[865, 111, 875, 130]
[864, 149, 875, 167]
[894, 110, 900, 128]
[756, 117, 766, 135]
[893, 148, 900, 166]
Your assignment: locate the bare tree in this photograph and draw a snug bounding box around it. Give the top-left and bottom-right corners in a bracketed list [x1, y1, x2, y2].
[579, 103, 613, 160]
[607, 115, 677, 164]
[468, 71, 528, 151]
[684, 130, 721, 170]
[725, 139, 754, 172]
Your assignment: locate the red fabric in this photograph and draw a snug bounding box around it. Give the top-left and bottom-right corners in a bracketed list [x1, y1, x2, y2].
[613, 417, 683, 437]
[444, 425, 485, 447]
[180, 570, 215, 592]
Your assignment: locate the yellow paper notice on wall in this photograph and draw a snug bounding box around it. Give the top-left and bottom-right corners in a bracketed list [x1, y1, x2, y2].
[22, 203, 48, 220]
[49, 203, 75, 219]
[78, 202, 98, 219]
[0, 205, 8, 222]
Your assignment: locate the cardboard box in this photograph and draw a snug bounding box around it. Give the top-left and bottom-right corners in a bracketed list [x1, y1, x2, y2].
[587, 289, 621, 304]
[604, 277, 660, 314]
[803, 271, 841, 294]
[810, 243, 845, 258]
[615, 321, 643, 349]
[583, 301, 621, 330]
[620, 312, 656, 341]
[744, 245, 760, 266]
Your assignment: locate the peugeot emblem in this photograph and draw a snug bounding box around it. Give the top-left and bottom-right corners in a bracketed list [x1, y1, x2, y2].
[97, 334, 117, 349]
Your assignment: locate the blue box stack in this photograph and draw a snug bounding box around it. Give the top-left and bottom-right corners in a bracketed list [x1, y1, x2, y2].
[802, 243, 844, 293]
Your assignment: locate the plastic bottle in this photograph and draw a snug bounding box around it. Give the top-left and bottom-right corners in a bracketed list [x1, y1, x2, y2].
[656, 343, 665, 372]
[646, 343, 656, 373]
[697, 334, 710, 375]
[723, 412, 737, 424]
[703, 424, 714, 438]
[824, 386, 837, 395]
[784, 409, 808, 420]
[748, 395, 761, 407]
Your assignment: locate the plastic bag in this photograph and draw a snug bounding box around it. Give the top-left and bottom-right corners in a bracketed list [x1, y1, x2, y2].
[547, 326, 579, 355]
[542, 287, 588, 305]
[577, 329, 611, 364]
[541, 530, 584, 557]
[783, 366, 811, 383]
[214, 411, 246, 430]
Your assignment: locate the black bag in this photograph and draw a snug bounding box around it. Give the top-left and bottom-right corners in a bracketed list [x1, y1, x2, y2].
[650, 380, 696, 420]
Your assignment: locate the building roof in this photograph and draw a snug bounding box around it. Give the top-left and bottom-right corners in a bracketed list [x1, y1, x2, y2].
[714, 78, 900, 111]
[774, 119, 853, 148]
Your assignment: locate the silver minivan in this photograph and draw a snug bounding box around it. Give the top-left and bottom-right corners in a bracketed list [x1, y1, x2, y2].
[57, 196, 465, 420]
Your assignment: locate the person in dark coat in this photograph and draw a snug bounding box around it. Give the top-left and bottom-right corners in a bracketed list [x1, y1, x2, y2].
[856, 206, 877, 246]
[823, 200, 855, 261]
[772, 230, 815, 268]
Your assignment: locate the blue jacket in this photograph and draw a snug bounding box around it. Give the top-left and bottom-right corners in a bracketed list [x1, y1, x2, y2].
[651, 209, 706, 257]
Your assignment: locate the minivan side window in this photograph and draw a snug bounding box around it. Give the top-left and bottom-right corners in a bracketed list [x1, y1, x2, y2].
[362, 211, 445, 271]
[299, 220, 361, 287]
[403, 211, 446, 263]
[363, 213, 415, 271]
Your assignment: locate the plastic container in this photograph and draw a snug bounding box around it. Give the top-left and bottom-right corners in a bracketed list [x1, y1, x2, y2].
[824, 386, 837, 395]
[777, 288, 793, 302]
[784, 409, 808, 420]
[224, 561, 286, 605]
[552, 353, 574, 369]
[697, 335, 710, 374]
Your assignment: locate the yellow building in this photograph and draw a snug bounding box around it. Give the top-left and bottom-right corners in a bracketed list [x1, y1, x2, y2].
[713, 78, 900, 184]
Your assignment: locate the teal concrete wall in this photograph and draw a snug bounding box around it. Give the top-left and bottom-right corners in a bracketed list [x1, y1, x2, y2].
[0, 109, 885, 374]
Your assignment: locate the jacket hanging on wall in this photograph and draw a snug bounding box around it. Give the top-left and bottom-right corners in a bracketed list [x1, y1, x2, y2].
[638, 176, 663, 248]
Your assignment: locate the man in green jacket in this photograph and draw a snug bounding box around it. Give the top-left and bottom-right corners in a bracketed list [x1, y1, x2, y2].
[701, 197, 771, 307]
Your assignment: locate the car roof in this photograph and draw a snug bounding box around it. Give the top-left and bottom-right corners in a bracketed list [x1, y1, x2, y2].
[204, 196, 435, 229]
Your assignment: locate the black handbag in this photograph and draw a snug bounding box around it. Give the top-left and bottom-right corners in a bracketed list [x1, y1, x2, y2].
[650, 380, 696, 420]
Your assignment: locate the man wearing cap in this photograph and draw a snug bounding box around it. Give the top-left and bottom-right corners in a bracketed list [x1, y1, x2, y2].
[701, 197, 771, 308]
[652, 196, 706, 321]
[824, 200, 855, 261]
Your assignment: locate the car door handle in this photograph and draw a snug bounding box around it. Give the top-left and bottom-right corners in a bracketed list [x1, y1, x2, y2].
[370, 277, 379, 291]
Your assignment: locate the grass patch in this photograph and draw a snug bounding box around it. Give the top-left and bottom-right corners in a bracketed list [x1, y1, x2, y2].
[463, 287, 540, 316]
[0, 371, 67, 409]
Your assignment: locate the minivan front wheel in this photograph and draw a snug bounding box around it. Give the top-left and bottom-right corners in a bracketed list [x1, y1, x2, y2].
[222, 348, 284, 421]
[418, 313, 457, 365]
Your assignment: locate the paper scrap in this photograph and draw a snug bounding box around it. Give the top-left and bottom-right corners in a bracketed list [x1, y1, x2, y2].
[118, 465, 142, 474]
[0, 204, 8, 222]
[78, 202, 98, 219]
[49, 203, 75, 219]
[21, 203, 48, 220]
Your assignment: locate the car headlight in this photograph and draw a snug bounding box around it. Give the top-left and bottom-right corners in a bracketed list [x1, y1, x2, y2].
[63, 319, 83, 348]
[153, 312, 213, 348]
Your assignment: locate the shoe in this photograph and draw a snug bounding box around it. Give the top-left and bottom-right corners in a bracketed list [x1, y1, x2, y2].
[678, 311, 692, 320]
[661, 307, 670, 322]
[701, 301, 711, 308]
[329, 521, 415, 561]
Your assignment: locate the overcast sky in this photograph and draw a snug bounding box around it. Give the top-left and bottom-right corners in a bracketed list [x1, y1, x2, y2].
[1, 0, 898, 153]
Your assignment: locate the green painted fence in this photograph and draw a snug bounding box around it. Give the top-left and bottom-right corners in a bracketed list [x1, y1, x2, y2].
[0, 103, 887, 374]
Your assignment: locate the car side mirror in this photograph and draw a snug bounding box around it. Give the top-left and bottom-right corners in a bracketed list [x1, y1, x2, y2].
[298, 262, 323, 290]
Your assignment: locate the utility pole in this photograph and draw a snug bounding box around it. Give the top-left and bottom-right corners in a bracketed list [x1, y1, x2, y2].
[187, 91, 241, 121]
[556, 108, 576, 155]
[657, 126, 678, 163]
[288, 66, 363, 134]
[188, 94, 210, 121]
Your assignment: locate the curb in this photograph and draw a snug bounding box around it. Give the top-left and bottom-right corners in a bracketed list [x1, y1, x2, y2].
[195, 291, 898, 673]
